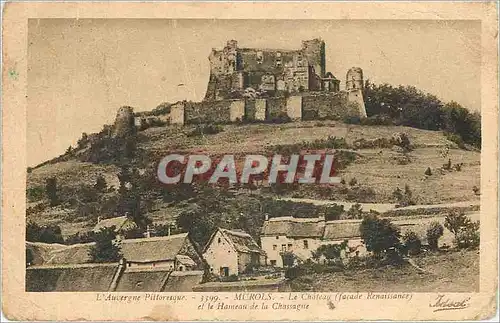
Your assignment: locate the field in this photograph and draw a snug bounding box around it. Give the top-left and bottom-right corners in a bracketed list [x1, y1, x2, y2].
[26, 121, 480, 236]
[290, 250, 479, 292]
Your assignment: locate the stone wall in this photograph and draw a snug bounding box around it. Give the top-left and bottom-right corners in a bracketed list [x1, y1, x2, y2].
[170, 90, 367, 125]
[266, 97, 287, 120]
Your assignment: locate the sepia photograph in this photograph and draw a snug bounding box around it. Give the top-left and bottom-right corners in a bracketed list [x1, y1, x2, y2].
[2, 1, 498, 321]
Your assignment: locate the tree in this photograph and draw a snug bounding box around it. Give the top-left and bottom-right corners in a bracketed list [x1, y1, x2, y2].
[444, 212, 479, 249]
[116, 165, 150, 229]
[313, 241, 348, 264]
[426, 221, 444, 251]
[324, 204, 344, 221]
[346, 203, 363, 219]
[402, 231, 422, 255]
[393, 184, 415, 207]
[360, 214, 402, 258]
[88, 227, 122, 263]
[94, 174, 107, 192]
[45, 177, 59, 206]
[444, 211, 472, 236]
[26, 221, 64, 244]
[280, 251, 296, 268]
[425, 167, 432, 176]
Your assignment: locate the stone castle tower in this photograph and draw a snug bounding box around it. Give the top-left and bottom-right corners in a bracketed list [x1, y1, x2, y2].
[113, 106, 135, 138]
[345, 67, 364, 91]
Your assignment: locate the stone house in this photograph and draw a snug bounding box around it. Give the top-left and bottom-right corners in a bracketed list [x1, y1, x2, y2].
[120, 233, 203, 271]
[203, 228, 266, 277]
[260, 216, 366, 267]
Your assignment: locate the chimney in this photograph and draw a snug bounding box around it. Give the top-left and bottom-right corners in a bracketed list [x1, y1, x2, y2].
[264, 214, 269, 221]
[167, 224, 171, 236]
[97, 216, 101, 223]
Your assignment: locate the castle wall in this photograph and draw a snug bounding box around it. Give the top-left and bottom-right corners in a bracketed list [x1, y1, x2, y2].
[185, 101, 232, 124]
[301, 92, 357, 120]
[266, 97, 287, 120]
[229, 100, 245, 122]
[286, 96, 302, 121]
[170, 103, 185, 125]
[347, 89, 367, 118]
[170, 91, 366, 126]
[254, 99, 267, 121]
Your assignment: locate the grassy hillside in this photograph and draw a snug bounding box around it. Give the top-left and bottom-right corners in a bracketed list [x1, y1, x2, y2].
[26, 120, 480, 237]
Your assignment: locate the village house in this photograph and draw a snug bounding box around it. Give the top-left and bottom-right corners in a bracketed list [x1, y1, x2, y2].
[120, 232, 203, 271]
[260, 216, 366, 267]
[203, 228, 266, 277]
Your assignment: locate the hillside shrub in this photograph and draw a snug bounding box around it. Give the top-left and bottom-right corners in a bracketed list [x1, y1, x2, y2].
[88, 226, 122, 263]
[346, 203, 363, 219]
[359, 114, 394, 126]
[324, 204, 345, 221]
[26, 221, 64, 244]
[346, 186, 376, 202]
[151, 102, 171, 116]
[188, 123, 224, 137]
[364, 82, 481, 149]
[312, 241, 348, 265]
[425, 167, 432, 176]
[392, 184, 415, 207]
[403, 231, 422, 255]
[360, 214, 402, 259]
[426, 221, 444, 250]
[272, 136, 349, 155]
[27, 186, 45, 203]
[45, 177, 59, 206]
[444, 211, 480, 249]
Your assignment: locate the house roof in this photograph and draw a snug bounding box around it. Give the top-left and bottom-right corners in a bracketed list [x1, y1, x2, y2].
[93, 216, 137, 233]
[261, 217, 325, 238]
[204, 228, 265, 255]
[114, 268, 171, 292]
[261, 217, 363, 240]
[120, 233, 189, 263]
[26, 263, 118, 292]
[26, 241, 94, 265]
[176, 255, 196, 267]
[261, 216, 444, 242]
[323, 220, 362, 240]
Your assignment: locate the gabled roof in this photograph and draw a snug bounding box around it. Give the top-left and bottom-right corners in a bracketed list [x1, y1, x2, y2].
[323, 220, 361, 240]
[26, 263, 118, 292]
[120, 233, 189, 263]
[93, 216, 137, 233]
[261, 217, 363, 240]
[261, 217, 325, 238]
[204, 228, 265, 255]
[26, 241, 94, 265]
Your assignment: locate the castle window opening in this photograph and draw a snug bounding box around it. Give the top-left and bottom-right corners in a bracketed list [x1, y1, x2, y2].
[272, 244, 277, 250]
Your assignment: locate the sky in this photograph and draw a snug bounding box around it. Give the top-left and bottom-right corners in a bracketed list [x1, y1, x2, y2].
[28, 19, 481, 166]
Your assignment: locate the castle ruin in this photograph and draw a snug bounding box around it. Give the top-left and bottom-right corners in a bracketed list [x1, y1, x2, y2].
[204, 39, 341, 101]
[135, 39, 367, 127]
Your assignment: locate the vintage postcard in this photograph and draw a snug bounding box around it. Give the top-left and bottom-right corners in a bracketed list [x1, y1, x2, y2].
[2, 1, 498, 321]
